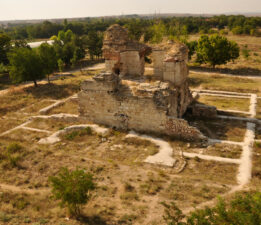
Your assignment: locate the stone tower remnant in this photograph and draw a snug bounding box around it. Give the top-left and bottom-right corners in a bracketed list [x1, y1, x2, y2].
[78, 24, 205, 141]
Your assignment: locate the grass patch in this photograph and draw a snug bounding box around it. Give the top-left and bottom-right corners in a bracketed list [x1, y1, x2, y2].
[64, 127, 93, 140]
[256, 99, 261, 119]
[198, 95, 250, 112]
[186, 117, 246, 142]
[189, 73, 261, 95]
[47, 100, 79, 115]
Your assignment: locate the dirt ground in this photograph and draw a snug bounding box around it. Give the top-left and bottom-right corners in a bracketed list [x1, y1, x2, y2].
[0, 66, 260, 225]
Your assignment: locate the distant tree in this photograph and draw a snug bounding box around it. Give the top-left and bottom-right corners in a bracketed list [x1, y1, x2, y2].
[8, 48, 45, 87]
[37, 43, 58, 82]
[53, 30, 85, 66]
[85, 31, 103, 60]
[196, 34, 240, 68]
[57, 59, 64, 72]
[232, 26, 243, 35]
[125, 19, 143, 41]
[13, 40, 30, 49]
[149, 23, 166, 43]
[183, 40, 198, 60]
[242, 44, 251, 59]
[0, 63, 7, 74]
[0, 33, 11, 65]
[49, 167, 95, 218]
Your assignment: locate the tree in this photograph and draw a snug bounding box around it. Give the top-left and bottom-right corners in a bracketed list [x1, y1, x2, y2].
[13, 40, 31, 49]
[84, 30, 103, 60]
[53, 30, 86, 66]
[49, 167, 95, 217]
[8, 48, 45, 87]
[0, 33, 11, 65]
[183, 40, 198, 60]
[162, 192, 261, 225]
[37, 43, 58, 83]
[196, 34, 240, 68]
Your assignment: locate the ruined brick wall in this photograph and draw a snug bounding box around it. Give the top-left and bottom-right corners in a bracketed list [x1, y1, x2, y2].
[152, 50, 165, 79]
[152, 42, 189, 87]
[120, 51, 145, 76]
[103, 24, 151, 77]
[78, 25, 204, 141]
[78, 73, 204, 141]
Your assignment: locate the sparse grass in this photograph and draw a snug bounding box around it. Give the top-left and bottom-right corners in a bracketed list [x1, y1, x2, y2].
[198, 95, 250, 112]
[0, 60, 260, 224]
[47, 100, 79, 115]
[256, 99, 261, 119]
[189, 34, 261, 75]
[27, 118, 84, 131]
[140, 172, 164, 195]
[183, 143, 242, 159]
[182, 158, 237, 185]
[189, 73, 261, 95]
[252, 143, 261, 181]
[186, 117, 246, 142]
[64, 127, 93, 141]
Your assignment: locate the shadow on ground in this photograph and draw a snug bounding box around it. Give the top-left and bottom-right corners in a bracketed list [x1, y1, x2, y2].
[0, 73, 12, 90]
[24, 83, 80, 99]
[184, 112, 246, 141]
[78, 215, 108, 225]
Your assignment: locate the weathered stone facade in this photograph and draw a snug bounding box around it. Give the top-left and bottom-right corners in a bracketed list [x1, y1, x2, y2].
[78, 24, 205, 141]
[103, 24, 151, 77]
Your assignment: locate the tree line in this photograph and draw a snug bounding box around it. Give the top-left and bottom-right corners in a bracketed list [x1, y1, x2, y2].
[0, 28, 103, 86]
[1, 15, 261, 41]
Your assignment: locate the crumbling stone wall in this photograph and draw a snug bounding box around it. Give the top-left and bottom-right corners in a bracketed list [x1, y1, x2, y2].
[78, 24, 205, 141]
[78, 72, 204, 141]
[152, 50, 165, 79]
[103, 24, 151, 77]
[152, 43, 189, 86]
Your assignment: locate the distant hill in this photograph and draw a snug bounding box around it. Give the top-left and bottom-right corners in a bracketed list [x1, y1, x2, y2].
[0, 12, 261, 25]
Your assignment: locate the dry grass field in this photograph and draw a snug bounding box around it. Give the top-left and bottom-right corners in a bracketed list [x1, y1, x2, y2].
[0, 50, 261, 224]
[189, 34, 261, 75]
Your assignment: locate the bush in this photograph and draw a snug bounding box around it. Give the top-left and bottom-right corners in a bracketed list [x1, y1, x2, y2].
[7, 143, 22, 154]
[162, 192, 261, 225]
[196, 34, 240, 68]
[0, 63, 7, 74]
[0, 143, 23, 169]
[242, 45, 251, 59]
[49, 167, 95, 217]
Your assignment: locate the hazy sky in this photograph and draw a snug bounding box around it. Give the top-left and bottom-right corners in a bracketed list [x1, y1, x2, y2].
[0, 0, 261, 21]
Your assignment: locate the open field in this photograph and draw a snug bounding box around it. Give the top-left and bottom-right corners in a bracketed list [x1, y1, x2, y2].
[189, 34, 261, 75]
[0, 64, 260, 225]
[189, 72, 261, 95]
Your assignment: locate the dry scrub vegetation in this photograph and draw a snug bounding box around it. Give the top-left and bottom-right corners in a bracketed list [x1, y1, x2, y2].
[0, 65, 260, 224]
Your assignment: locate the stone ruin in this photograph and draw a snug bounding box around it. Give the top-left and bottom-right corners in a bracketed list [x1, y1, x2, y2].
[78, 24, 206, 141]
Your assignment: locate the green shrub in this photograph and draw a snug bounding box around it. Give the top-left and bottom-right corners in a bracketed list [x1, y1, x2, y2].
[65, 127, 92, 140]
[162, 192, 261, 225]
[0, 63, 7, 74]
[65, 131, 79, 140]
[49, 167, 95, 217]
[7, 154, 21, 168]
[7, 143, 22, 154]
[242, 45, 250, 59]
